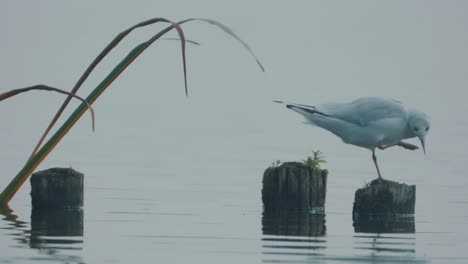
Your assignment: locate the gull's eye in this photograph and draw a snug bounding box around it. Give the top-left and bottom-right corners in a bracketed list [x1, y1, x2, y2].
[414, 127, 419, 132]
[426, 127, 430, 132]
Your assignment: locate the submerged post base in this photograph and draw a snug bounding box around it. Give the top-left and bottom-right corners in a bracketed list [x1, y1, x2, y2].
[262, 209, 326, 237]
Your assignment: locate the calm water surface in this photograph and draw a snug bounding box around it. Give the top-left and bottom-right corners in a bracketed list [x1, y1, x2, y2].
[2, 1, 468, 263]
[1, 119, 468, 263]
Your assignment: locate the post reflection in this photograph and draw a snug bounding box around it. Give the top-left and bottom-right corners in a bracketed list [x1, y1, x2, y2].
[0, 205, 83, 263]
[31, 208, 83, 236]
[261, 209, 327, 260]
[262, 209, 326, 237]
[353, 214, 415, 234]
[353, 215, 423, 262]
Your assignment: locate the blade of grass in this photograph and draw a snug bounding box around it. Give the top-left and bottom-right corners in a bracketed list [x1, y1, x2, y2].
[184, 18, 265, 72]
[28, 18, 186, 161]
[0, 21, 187, 205]
[0, 85, 95, 131]
[0, 17, 264, 205]
[29, 17, 264, 162]
[161, 38, 201, 45]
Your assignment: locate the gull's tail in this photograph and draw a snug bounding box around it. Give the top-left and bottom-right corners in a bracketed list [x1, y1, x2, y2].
[274, 100, 349, 141]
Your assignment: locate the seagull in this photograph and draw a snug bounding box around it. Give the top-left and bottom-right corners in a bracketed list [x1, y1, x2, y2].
[274, 97, 430, 179]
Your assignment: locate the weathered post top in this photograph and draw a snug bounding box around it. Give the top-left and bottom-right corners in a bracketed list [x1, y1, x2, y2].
[353, 178, 416, 233]
[30, 167, 84, 209]
[262, 162, 327, 211]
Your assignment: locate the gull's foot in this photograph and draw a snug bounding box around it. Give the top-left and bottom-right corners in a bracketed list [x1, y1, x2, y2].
[377, 142, 385, 150]
[370, 177, 384, 186]
[398, 141, 419, 150]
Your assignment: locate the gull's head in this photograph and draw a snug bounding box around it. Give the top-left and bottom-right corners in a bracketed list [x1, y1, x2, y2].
[409, 111, 431, 154]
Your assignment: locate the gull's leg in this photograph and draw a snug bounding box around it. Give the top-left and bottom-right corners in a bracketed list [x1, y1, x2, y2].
[372, 149, 383, 180]
[377, 141, 397, 150]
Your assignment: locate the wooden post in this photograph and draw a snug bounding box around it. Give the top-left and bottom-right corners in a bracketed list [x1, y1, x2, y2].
[262, 162, 327, 210]
[30, 168, 83, 209]
[353, 179, 415, 233]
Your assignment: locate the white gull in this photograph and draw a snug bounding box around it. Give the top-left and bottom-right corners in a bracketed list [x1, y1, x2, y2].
[274, 97, 430, 179]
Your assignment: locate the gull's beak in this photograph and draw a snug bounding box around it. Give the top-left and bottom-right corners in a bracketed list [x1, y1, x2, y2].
[420, 138, 426, 154]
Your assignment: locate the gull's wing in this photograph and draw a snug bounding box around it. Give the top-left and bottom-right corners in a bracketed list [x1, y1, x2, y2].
[317, 97, 408, 126]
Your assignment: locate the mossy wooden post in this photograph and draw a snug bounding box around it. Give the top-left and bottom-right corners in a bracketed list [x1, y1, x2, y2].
[262, 162, 327, 211]
[30, 168, 83, 209]
[353, 179, 415, 233]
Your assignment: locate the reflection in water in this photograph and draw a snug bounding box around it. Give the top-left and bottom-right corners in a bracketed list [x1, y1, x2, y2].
[350, 234, 426, 264]
[354, 214, 415, 234]
[31, 208, 83, 236]
[262, 209, 327, 260]
[351, 215, 423, 263]
[262, 209, 326, 237]
[261, 209, 427, 263]
[0, 206, 29, 246]
[354, 234, 416, 253]
[0, 205, 83, 263]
